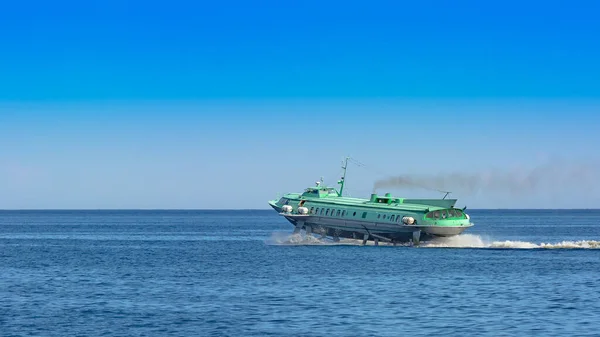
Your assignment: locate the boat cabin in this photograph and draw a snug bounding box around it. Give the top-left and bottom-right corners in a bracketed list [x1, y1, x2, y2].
[367, 193, 401, 205]
[301, 186, 339, 198]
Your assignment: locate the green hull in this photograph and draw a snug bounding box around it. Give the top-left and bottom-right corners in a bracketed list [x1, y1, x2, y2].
[268, 157, 474, 245]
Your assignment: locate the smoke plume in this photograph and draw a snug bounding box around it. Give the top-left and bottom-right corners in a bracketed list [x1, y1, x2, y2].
[372, 160, 600, 197]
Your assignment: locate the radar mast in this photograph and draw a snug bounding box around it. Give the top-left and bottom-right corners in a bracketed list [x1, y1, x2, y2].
[338, 156, 349, 196]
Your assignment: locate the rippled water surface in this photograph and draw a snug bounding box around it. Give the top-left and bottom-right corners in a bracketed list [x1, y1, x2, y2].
[1, 209, 599, 336]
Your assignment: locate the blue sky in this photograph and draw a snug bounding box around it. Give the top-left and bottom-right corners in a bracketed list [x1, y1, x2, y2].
[0, 0, 599, 209]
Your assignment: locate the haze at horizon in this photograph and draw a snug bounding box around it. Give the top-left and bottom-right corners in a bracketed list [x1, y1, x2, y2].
[1, 0, 599, 209]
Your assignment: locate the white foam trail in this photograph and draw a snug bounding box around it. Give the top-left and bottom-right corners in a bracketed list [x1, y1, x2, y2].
[267, 231, 330, 245]
[488, 240, 540, 249]
[422, 234, 600, 249]
[267, 231, 600, 249]
[265, 231, 408, 246]
[422, 234, 489, 248]
[490, 240, 600, 249]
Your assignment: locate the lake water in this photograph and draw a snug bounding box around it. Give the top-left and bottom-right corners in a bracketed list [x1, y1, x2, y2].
[1, 209, 599, 336]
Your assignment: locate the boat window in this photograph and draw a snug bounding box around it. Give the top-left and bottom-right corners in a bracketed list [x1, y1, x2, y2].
[310, 207, 314, 214]
[326, 209, 330, 216]
[336, 210, 341, 217]
[383, 215, 387, 220]
[304, 188, 319, 195]
[397, 216, 402, 223]
[377, 214, 381, 219]
[315, 208, 319, 214]
[320, 208, 324, 215]
[390, 215, 395, 222]
[342, 210, 346, 217]
[362, 212, 367, 218]
[425, 209, 467, 220]
[353, 212, 356, 216]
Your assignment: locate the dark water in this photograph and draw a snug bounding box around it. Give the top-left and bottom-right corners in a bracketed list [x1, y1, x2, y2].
[1, 209, 599, 336]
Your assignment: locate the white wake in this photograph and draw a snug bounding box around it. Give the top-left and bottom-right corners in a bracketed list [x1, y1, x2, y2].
[422, 234, 600, 249]
[490, 239, 600, 249]
[267, 232, 600, 249]
[266, 231, 407, 246]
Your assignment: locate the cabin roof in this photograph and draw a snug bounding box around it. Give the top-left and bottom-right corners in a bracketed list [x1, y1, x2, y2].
[300, 186, 339, 198]
[282, 192, 456, 212]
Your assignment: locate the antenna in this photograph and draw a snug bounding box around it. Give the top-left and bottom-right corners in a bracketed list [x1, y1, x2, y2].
[338, 156, 349, 196]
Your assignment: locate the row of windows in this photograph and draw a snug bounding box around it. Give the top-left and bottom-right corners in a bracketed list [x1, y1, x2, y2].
[308, 206, 405, 223]
[425, 209, 465, 220]
[377, 213, 405, 223]
[301, 204, 464, 222]
[309, 206, 351, 217]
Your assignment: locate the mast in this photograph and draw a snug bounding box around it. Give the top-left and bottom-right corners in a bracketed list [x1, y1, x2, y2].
[338, 156, 349, 196]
